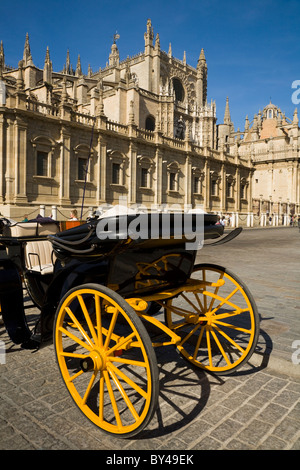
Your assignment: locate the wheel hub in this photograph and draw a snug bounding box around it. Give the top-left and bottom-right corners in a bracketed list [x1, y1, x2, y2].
[80, 349, 106, 372]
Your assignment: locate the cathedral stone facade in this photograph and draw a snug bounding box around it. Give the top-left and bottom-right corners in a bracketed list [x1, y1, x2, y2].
[218, 99, 300, 224]
[0, 19, 282, 224]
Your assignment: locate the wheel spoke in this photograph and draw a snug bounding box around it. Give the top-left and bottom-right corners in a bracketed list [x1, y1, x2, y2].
[207, 272, 224, 312]
[194, 292, 204, 312]
[181, 293, 202, 315]
[78, 294, 99, 345]
[109, 362, 148, 399]
[82, 370, 98, 405]
[104, 308, 119, 349]
[193, 325, 205, 360]
[179, 322, 202, 347]
[110, 356, 148, 367]
[212, 324, 249, 353]
[58, 325, 93, 352]
[107, 365, 140, 422]
[65, 306, 94, 348]
[210, 329, 231, 366]
[203, 290, 241, 313]
[95, 294, 103, 347]
[99, 372, 105, 421]
[103, 369, 122, 428]
[206, 329, 213, 368]
[213, 319, 252, 335]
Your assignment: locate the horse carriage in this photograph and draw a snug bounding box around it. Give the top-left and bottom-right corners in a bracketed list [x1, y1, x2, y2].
[0, 211, 259, 438]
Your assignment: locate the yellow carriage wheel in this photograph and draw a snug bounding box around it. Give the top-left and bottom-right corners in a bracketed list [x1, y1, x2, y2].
[165, 264, 260, 375]
[54, 283, 159, 438]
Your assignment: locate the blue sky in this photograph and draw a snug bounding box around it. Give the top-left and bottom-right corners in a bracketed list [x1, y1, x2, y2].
[1, 0, 299, 130]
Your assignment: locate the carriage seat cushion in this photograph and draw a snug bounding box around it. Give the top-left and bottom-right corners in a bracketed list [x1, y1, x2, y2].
[3, 222, 59, 238]
[25, 240, 56, 275]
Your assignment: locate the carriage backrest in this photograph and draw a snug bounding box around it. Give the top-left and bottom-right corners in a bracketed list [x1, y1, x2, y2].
[24, 239, 56, 275]
[2, 222, 59, 238]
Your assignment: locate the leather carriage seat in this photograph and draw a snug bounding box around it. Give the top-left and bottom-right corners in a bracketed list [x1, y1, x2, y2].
[24, 240, 56, 275]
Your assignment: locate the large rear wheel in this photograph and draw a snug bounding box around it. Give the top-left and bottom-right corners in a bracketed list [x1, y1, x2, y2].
[165, 264, 260, 375]
[54, 284, 159, 438]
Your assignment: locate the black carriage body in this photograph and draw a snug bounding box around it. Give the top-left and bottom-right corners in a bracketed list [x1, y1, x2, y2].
[0, 213, 223, 347]
[49, 212, 222, 297]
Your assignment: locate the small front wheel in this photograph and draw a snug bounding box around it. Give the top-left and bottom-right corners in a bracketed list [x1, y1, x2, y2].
[165, 264, 260, 375]
[54, 283, 159, 438]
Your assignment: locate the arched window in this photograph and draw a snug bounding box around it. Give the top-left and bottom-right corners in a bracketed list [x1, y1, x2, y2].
[210, 171, 220, 197]
[145, 115, 155, 131]
[167, 161, 180, 192]
[172, 78, 184, 102]
[108, 151, 127, 186]
[137, 156, 154, 189]
[240, 177, 248, 200]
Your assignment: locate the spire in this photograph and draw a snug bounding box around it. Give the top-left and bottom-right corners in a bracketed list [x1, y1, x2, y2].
[199, 48, 206, 61]
[109, 40, 120, 67]
[197, 48, 206, 69]
[75, 54, 82, 76]
[144, 18, 154, 47]
[168, 43, 172, 58]
[293, 108, 299, 126]
[23, 33, 33, 66]
[224, 96, 232, 124]
[65, 49, 71, 74]
[44, 46, 50, 63]
[183, 51, 186, 65]
[154, 33, 160, 51]
[43, 46, 53, 84]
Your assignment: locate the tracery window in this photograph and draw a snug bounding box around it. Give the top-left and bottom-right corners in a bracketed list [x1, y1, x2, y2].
[172, 78, 185, 102]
